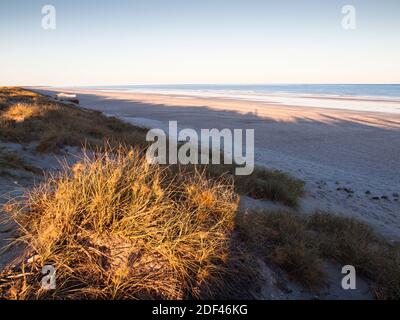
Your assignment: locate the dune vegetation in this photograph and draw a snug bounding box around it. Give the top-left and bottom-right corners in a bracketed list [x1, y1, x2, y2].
[237, 210, 400, 299]
[0, 89, 148, 153]
[0, 87, 399, 300]
[0, 147, 257, 299]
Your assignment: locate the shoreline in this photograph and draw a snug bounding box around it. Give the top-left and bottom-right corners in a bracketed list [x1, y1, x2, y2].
[43, 87, 400, 114]
[36, 87, 400, 126]
[32, 87, 400, 240]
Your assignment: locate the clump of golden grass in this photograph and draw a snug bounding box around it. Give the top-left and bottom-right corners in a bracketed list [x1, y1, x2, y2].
[1, 103, 36, 123]
[0, 146, 255, 300]
[236, 210, 400, 299]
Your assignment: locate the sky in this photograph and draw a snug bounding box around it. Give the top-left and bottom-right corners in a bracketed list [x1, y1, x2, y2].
[0, 0, 399, 86]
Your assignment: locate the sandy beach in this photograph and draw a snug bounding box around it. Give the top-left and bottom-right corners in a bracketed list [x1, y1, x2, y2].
[3, 0, 400, 302]
[33, 87, 400, 241]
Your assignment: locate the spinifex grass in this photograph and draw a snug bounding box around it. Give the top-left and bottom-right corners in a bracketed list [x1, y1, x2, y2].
[0, 146, 249, 299]
[236, 210, 400, 299]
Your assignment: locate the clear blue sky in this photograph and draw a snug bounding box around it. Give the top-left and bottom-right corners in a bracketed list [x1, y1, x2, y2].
[0, 0, 399, 86]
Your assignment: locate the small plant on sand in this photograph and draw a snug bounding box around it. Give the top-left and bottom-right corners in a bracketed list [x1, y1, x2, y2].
[233, 167, 305, 207]
[208, 164, 304, 207]
[236, 210, 325, 290]
[0, 146, 256, 300]
[308, 213, 400, 299]
[236, 210, 400, 299]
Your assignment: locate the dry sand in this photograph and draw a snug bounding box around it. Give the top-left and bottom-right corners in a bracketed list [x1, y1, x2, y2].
[33, 87, 400, 241]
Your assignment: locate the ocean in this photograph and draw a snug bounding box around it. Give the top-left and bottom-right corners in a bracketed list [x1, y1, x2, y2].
[79, 84, 400, 114]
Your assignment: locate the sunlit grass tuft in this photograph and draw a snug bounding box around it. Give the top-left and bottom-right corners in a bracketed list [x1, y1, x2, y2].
[0, 146, 255, 299]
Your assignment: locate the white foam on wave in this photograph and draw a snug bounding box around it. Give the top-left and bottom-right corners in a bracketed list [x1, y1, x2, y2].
[98, 88, 400, 114]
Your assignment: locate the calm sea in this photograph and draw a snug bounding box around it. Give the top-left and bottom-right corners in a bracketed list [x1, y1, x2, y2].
[80, 84, 400, 114]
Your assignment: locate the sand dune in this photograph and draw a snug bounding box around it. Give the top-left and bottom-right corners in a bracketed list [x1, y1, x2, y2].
[33, 87, 400, 240]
